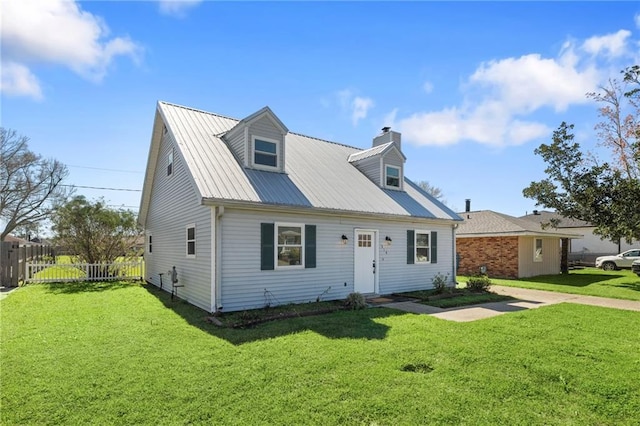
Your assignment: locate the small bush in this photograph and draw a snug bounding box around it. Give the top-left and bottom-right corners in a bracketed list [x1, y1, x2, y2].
[467, 274, 492, 292]
[431, 273, 450, 294]
[344, 292, 367, 310]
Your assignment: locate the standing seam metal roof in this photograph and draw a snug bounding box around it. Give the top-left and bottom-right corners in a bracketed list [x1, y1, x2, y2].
[151, 101, 461, 221]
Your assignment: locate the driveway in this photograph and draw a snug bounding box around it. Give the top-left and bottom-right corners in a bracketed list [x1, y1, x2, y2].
[378, 285, 640, 322]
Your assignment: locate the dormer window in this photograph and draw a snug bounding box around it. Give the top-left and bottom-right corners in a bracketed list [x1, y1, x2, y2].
[385, 165, 400, 188]
[252, 136, 279, 170]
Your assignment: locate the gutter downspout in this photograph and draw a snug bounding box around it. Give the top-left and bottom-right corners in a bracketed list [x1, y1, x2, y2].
[452, 223, 458, 285]
[215, 206, 224, 311]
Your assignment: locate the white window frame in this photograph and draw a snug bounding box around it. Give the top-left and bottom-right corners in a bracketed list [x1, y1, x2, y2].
[415, 230, 430, 264]
[385, 165, 401, 189]
[275, 222, 304, 269]
[252, 135, 280, 171]
[147, 232, 153, 255]
[167, 148, 174, 177]
[186, 224, 196, 258]
[534, 238, 543, 262]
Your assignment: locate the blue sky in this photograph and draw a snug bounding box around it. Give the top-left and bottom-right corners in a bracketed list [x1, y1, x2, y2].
[2, 1, 639, 227]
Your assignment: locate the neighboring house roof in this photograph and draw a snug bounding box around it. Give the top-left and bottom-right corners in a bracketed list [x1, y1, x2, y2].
[520, 211, 592, 228]
[456, 210, 582, 238]
[3, 234, 29, 244]
[139, 101, 461, 226]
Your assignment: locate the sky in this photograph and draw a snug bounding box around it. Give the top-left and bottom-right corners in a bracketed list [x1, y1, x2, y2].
[2, 1, 639, 234]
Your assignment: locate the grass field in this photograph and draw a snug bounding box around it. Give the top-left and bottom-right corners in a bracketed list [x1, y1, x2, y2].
[26, 255, 144, 283]
[460, 268, 640, 301]
[2, 281, 639, 425]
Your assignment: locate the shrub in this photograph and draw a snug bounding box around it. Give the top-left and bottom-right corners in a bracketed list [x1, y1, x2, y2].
[466, 274, 492, 292]
[344, 292, 367, 310]
[431, 273, 450, 294]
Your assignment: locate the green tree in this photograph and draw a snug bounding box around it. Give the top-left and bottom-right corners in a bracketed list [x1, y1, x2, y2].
[523, 66, 640, 243]
[52, 196, 141, 275]
[0, 128, 71, 241]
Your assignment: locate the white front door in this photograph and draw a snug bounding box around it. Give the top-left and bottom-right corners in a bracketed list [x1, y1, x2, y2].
[354, 230, 376, 294]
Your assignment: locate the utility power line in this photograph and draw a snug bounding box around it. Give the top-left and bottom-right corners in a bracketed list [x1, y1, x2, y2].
[68, 165, 143, 174]
[62, 184, 142, 192]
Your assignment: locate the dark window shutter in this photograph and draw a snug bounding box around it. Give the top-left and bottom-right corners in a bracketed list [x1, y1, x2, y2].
[305, 225, 316, 268]
[407, 230, 415, 264]
[261, 223, 274, 270]
[431, 231, 438, 264]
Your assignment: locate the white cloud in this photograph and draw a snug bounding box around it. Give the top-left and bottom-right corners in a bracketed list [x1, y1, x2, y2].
[422, 81, 434, 94]
[635, 13, 640, 29]
[0, 62, 43, 100]
[351, 97, 375, 126]
[470, 51, 600, 113]
[1, 0, 141, 98]
[398, 29, 637, 147]
[582, 29, 632, 58]
[158, 0, 203, 18]
[332, 89, 375, 126]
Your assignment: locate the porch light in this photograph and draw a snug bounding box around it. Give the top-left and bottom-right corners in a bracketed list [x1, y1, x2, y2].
[341, 235, 349, 244]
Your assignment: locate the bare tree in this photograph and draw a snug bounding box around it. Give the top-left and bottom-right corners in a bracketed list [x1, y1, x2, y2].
[416, 180, 446, 203]
[586, 74, 639, 179]
[0, 128, 72, 241]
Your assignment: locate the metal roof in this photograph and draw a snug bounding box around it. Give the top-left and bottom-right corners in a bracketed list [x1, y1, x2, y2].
[348, 142, 394, 163]
[456, 210, 582, 238]
[140, 101, 462, 223]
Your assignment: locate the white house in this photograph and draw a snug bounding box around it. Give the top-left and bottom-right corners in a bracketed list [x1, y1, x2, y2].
[138, 101, 462, 313]
[521, 211, 639, 264]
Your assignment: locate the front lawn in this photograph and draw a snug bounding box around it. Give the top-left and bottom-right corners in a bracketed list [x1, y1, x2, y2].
[2, 282, 639, 424]
[462, 268, 640, 301]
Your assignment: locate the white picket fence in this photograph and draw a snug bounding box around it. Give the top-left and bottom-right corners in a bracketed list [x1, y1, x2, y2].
[25, 259, 144, 283]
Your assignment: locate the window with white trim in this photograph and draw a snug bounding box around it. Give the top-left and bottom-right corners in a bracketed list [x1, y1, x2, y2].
[385, 165, 400, 188]
[148, 234, 152, 254]
[253, 136, 279, 169]
[167, 148, 174, 176]
[534, 238, 543, 262]
[186, 224, 196, 257]
[276, 223, 304, 268]
[415, 231, 430, 263]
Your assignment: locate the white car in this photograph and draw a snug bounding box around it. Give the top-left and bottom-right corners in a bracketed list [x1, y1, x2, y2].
[632, 259, 640, 276]
[595, 249, 640, 271]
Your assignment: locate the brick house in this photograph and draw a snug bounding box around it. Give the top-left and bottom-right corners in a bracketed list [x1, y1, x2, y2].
[456, 209, 581, 279]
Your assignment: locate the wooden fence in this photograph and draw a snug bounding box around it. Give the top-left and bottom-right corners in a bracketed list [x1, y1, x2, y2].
[25, 259, 144, 283]
[1, 242, 55, 287]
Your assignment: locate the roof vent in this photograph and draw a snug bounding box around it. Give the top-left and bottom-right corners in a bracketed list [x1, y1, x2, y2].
[382, 126, 391, 133]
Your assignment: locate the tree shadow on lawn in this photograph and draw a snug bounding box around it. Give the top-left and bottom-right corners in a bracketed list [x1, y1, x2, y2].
[39, 280, 140, 294]
[516, 273, 627, 288]
[143, 284, 405, 346]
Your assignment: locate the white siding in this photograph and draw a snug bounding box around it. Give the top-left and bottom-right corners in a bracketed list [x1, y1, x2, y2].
[226, 130, 246, 166]
[218, 209, 455, 312]
[518, 236, 561, 277]
[145, 132, 213, 311]
[569, 227, 638, 255]
[353, 156, 382, 187]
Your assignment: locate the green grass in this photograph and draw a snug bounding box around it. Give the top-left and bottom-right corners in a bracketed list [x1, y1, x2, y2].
[399, 288, 513, 309]
[26, 255, 144, 283]
[459, 268, 640, 301]
[421, 292, 513, 308]
[2, 282, 640, 425]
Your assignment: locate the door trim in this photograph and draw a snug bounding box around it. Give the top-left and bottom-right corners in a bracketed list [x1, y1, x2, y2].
[353, 228, 378, 294]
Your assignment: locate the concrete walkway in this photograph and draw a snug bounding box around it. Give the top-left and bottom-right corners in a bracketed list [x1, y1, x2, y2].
[377, 285, 640, 322]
